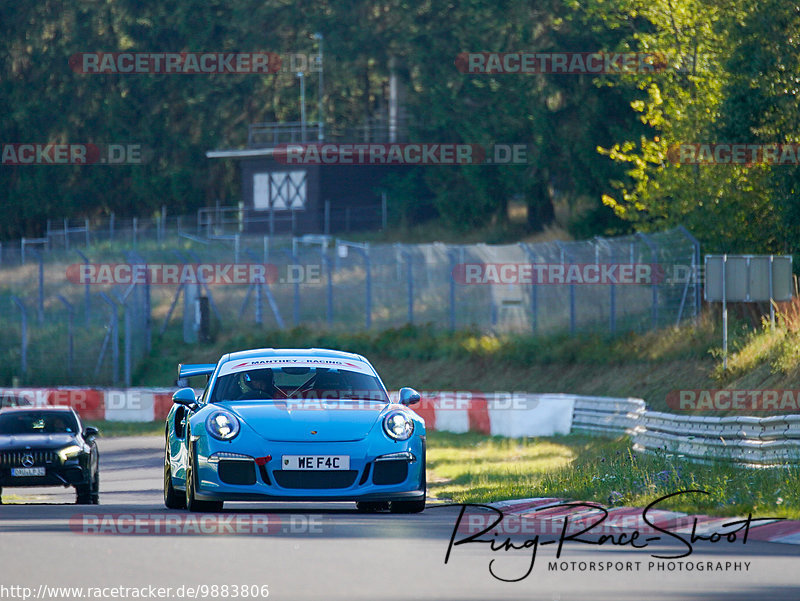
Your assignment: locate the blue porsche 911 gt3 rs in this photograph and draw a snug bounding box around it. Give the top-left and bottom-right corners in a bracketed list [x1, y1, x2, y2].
[164, 348, 426, 513]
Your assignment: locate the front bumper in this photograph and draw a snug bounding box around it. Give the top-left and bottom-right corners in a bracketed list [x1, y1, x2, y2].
[189, 434, 426, 503]
[0, 462, 89, 488]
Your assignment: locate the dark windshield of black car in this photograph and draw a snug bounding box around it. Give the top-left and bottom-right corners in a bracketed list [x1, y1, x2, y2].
[210, 367, 389, 402]
[0, 411, 79, 435]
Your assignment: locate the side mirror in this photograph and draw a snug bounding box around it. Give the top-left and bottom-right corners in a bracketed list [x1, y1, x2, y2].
[83, 426, 99, 439]
[399, 387, 421, 406]
[172, 387, 198, 408]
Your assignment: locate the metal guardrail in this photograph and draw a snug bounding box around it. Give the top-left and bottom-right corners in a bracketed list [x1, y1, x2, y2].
[571, 397, 800, 466]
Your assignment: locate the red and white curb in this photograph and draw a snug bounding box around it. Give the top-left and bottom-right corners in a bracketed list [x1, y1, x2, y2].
[1, 388, 576, 437]
[0, 388, 177, 422]
[485, 497, 800, 544]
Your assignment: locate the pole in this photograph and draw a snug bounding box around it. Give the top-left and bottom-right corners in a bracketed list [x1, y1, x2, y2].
[57, 295, 74, 374]
[314, 32, 324, 141]
[11, 297, 27, 379]
[769, 255, 775, 329]
[722, 254, 728, 371]
[76, 250, 91, 326]
[298, 72, 306, 141]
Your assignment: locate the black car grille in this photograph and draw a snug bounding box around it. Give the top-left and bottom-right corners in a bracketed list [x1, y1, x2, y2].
[372, 460, 408, 485]
[0, 450, 57, 467]
[218, 460, 257, 486]
[273, 470, 358, 489]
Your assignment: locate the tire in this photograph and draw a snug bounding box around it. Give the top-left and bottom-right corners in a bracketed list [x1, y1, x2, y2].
[356, 501, 389, 512]
[185, 436, 223, 512]
[390, 497, 426, 513]
[76, 466, 99, 505]
[90, 467, 100, 505]
[164, 439, 186, 509]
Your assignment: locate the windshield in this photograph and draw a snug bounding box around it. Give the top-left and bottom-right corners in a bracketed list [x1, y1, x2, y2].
[0, 411, 79, 435]
[210, 367, 389, 403]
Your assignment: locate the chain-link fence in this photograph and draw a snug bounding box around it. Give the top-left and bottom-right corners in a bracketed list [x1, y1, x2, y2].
[0, 220, 700, 386]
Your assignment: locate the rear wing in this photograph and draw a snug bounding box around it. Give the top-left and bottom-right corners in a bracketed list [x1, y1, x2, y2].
[177, 364, 217, 380]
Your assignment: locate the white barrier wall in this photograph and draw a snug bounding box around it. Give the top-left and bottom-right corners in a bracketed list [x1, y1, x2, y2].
[5, 386, 798, 464]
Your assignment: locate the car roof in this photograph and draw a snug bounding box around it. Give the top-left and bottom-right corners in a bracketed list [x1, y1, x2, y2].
[220, 348, 369, 364]
[0, 406, 75, 413]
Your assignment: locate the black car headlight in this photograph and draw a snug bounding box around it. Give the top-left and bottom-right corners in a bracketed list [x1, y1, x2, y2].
[383, 411, 414, 441]
[206, 409, 240, 441]
[57, 444, 82, 461]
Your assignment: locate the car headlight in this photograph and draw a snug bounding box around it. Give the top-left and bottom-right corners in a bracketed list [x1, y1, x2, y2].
[206, 409, 240, 441]
[383, 411, 414, 441]
[58, 444, 82, 461]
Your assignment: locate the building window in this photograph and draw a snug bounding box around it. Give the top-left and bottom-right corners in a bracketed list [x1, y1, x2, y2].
[253, 171, 306, 210]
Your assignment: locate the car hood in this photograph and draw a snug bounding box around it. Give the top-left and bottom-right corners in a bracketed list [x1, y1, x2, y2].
[219, 400, 388, 442]
[0, 434, 78, 451]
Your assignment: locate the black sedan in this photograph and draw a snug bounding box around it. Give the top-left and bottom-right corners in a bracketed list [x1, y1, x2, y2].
[0, 407, 99, 504]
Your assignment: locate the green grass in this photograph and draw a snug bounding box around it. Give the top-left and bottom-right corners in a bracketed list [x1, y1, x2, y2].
[133, 313, 800, 415]
[427, 431, 800, 519]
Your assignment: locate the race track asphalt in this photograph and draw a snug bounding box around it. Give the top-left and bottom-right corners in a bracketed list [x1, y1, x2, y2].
[0, 436, 798, 601]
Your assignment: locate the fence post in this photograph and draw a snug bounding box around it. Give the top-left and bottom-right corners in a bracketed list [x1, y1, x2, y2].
[124, 302, 132, 386]
[133, 217, 138, 247]
[76, 250, 91, 326]
[519, 242, 538, 334]
[636, 232, 659, 329]
[11, 297, 27, 380]
[448, 249, 457, 330]
[324, 200, 330, 235]
[85, 218, 90, 247]
[556, 242, 576, 335]
[99, 293, 120, 385]
[381, 192, 388, 230]
[677, 225, 701, 324]
[255, 282, 263, 324]
[285, 250, 301, 326]
[56, 295, 74, 374]
[109, 211, 115, 242]
[406, 250, 413, 324]
[30, 248, 44, 324]
[64, 218, 70, 251]
[324, 251, 333, 326]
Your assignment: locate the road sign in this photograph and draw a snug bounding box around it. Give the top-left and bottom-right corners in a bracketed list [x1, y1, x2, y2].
[704, 254, 793, 370]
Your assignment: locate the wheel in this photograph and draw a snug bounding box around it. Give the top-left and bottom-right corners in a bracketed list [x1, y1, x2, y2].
[185, 436, 223, 512]
[356, 501, 389, 512]
[76, 467, 99, 505]
[390, 498, 426, 513]
[90, 468, 100, 505]
[164, 439, 186, 509]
